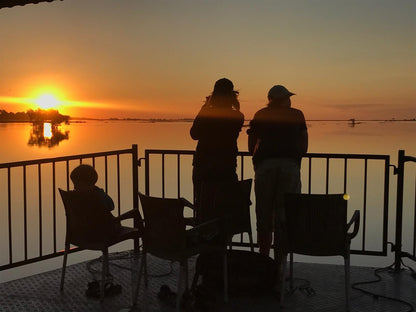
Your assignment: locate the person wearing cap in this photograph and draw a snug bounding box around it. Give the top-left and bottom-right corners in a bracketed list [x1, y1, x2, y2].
[190, 78, 245, 224]
[247, 85, 308, 257]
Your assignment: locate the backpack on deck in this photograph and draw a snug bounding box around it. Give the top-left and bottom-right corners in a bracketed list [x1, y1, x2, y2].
[193, 250, 277, 296]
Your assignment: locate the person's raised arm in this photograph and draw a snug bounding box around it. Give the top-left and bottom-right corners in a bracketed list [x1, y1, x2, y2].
[190, 106, 209, 140]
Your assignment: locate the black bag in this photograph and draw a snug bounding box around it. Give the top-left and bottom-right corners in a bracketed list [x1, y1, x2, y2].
[194, 250, 277, 296]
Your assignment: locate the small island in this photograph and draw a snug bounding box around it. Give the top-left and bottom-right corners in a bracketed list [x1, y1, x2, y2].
[0, 109, 69, 124]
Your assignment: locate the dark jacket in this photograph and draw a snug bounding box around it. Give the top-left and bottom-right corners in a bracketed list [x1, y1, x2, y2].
[191, 106, 244, 178]
[247, 105, 307, 167]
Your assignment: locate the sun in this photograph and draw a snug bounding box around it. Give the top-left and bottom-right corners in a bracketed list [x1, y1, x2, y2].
[35, 93, 60, 110]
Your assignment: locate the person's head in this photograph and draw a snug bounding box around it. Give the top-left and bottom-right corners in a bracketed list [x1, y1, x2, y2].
[267, 85, 295, 108]
[206, 78, 240, 110]
[70, 164, 98, 191]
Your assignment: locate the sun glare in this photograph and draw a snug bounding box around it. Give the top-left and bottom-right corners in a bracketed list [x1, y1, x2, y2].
[35, 94, 60, 110]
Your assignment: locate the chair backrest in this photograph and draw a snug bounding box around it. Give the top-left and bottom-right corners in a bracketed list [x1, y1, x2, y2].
[283, 193, 348, 257]
[226, 179, 253, 236]
[138, 193, 187, 259]
[59, 188, 117, 249]
[197, 179, 253, 236]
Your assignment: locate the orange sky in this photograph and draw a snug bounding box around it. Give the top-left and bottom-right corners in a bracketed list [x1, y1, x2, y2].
[0, 0, 415, 120]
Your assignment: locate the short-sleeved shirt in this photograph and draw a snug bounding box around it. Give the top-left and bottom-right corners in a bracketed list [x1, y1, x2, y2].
[247, 105, 307, 167]
[190, 106, 244, 177]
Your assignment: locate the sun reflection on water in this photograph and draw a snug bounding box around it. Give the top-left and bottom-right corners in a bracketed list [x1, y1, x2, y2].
[43, 122, 52, 139]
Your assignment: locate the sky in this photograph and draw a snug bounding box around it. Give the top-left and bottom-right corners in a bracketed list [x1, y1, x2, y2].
[0, 0, 415, 120]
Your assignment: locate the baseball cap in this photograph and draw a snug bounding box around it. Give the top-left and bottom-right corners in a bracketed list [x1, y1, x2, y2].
[213, 78, 234, 94]
[267, 85, 295, 100]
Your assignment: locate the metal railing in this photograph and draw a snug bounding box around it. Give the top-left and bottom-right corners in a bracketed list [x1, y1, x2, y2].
[143, 149, 391, 256]
[2, 146, 413, 273]
[0, 145, 139, 271]
[394, 150, 416, 270]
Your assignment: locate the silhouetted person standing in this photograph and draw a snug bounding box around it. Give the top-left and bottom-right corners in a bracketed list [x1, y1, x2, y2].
[191, 78, 244, 223]
[247, 85, 308, 256]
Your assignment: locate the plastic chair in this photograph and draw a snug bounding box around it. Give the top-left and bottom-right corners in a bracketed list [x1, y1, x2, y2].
[137, 192, 228, 310]
[59, 188, 143, 302]
[278, 193, 360, 311]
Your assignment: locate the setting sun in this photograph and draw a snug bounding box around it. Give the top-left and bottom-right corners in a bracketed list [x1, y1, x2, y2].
[35, 94, 60, 110]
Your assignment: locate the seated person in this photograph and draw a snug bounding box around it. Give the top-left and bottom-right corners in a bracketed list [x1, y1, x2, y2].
[69, 164, 140, 243]
[70, 164, 115, 212]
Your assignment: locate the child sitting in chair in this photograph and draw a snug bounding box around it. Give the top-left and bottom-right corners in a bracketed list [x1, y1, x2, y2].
[69, 164, 142, 236]
[70, 164, 115, 212]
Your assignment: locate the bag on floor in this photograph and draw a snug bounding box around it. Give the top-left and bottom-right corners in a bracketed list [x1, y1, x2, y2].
[194, 250, 277, 296]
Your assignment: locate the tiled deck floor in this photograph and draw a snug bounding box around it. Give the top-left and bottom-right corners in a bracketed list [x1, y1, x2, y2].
[1, 250, 415, 312]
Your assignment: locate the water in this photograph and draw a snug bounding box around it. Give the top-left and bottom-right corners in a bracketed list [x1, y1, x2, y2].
[1, 120, 415, 163]
[0, 120, 415, 282]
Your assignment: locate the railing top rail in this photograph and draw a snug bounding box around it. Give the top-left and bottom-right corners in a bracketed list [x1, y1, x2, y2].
[144, 149, 195, 155]
[143, 149, 390, 160]
[404, 155, 416, 163]
[306, 152, 389, 160]
[0, 147, 134, 168]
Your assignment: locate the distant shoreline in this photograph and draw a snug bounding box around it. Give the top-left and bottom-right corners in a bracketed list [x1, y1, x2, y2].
[1, 118, 415, 124]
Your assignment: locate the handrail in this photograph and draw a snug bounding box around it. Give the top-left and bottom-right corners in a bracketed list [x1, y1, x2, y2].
[0, 148, 134, 168]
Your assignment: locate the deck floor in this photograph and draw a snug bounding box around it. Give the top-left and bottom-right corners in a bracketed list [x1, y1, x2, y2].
[1, 250, 415, 312]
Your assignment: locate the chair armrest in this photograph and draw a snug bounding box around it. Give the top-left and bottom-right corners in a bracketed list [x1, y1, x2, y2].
[114, 209, 140, 222]
[180, 197, 194, 210]
[346, 210, 360, 240]
[187, 218, 221, 242]
[184, 217, 196, 227]
[181, 198, 196, 226]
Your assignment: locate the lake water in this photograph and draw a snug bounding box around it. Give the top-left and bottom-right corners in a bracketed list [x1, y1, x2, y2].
[1, 120, 415, 164]
[0, 120, 415, 282]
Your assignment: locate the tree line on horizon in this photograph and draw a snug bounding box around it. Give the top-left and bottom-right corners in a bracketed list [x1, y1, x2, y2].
[0, 109, 69, 124]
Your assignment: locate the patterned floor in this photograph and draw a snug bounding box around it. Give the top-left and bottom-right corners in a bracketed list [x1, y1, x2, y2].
[1, 250, 415, 312]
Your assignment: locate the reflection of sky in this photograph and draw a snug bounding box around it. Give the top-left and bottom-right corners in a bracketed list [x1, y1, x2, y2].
[0, 1, 415, 120]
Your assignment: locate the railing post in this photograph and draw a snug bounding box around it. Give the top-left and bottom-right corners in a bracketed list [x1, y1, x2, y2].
[394, 150, 405, 271]
[132, 144, 140, 252]
[145, 150, 150, 195]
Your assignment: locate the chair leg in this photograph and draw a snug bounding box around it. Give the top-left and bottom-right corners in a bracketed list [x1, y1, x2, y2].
[184, 260, 189, 291]
[100, 249, 109, 302]
[344, 256, 351, 312]
[177, 261, 186, 312]
[223, 252, 228, 303]
[143, 251, 148, 288]
[60, 244, 69, 291]
[278, 253, 288, 304]
[248, 232, 254, 252]
[132, 251, 144, 306]
[190, 260, 202, 292]
[289, 252, 294, 290]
